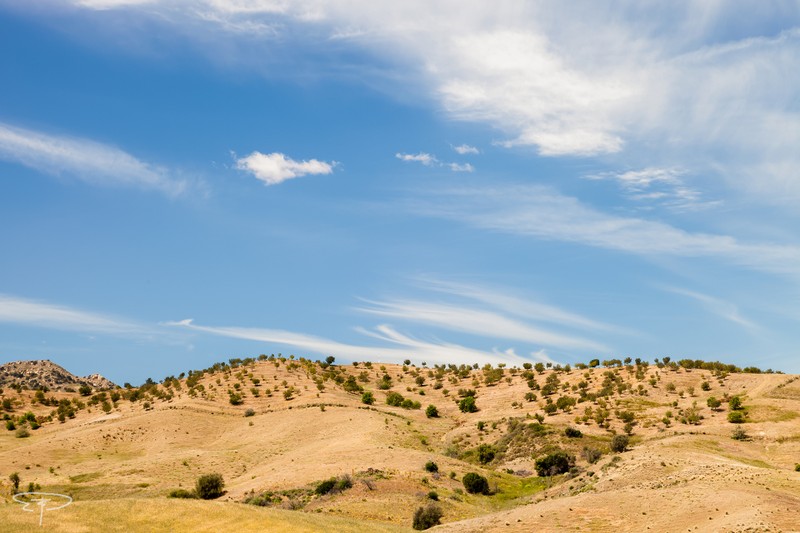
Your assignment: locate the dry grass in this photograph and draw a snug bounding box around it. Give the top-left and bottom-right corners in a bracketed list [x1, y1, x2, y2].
[1, 359, 799, 532]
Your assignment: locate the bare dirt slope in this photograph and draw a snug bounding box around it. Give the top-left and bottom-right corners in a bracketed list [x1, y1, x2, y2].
[1, 357, 799, 532]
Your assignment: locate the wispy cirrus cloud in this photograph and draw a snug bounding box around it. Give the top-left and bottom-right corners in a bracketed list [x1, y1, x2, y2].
[659, 286, 760, 331]
[410, 185, 800, 277]
[585, 167, 720, 212]
[0, 121, 188, 196]
[356, 298, 607, 353]
[414, 277, 621, 333]
[235, 151, 335, 185]
[0, 293, 153, 337]
[166, 319, 534, 366]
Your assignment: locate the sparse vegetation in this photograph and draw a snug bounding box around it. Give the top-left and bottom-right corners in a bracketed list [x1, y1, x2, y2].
[195, 473, 225, 500]
[412, 503, 443, 530]
[610, 434, 630, 453]
[462, 472, 489, 494]
[534, 451, 575, 477]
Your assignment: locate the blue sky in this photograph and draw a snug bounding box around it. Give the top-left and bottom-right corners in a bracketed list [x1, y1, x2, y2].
[1, 2, 799, 384]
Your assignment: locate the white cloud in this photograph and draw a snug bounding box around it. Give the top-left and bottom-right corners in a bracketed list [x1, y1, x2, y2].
[415, 277, 622, 333]
[0, 293, 153, 337]
[356, 298, 607, 352]
[585, 167, 720, 211]
[53, 2, 800, 204]
[168, 320, 539, 366]
[447, 162, 474, 173]
[659, 286, 760, 331]
[235, 151, 334, 185]
[453, 144, 479, 155]
[397, 152, 474, 172]
[395, 152, 437, 166]
[0, 122, 188, 196]
[411, 185, 800, 277]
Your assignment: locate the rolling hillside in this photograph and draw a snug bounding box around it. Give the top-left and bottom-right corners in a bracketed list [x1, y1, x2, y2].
[1, 356, 799, 532]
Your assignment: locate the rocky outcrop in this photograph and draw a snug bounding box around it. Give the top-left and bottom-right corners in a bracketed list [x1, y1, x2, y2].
[0, 359, 117, 391]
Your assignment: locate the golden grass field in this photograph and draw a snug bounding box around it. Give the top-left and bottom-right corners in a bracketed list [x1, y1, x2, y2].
[1, 358, 799, 532]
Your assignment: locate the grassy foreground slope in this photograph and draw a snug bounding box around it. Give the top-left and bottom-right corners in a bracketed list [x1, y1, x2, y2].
[0, 498, 411, 533]
[1, 356, 799, 531]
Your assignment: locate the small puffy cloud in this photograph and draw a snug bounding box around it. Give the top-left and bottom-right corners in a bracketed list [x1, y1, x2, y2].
[447, 162, 474, 172]
[453, 144, 479, 155]
[235, 151, 334, 185]
[397, 151, 474, 172]
[395, 152, 438, 166]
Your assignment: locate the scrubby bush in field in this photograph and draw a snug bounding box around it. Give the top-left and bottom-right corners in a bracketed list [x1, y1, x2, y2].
[459, 396, 478, 413]
[535, 451, 575, 477]
[412, 503, 443, 530]
[168, 489, 196, 499]
[196, 473, 225, 499]
[610, 434, 629, 453]
[462, 472, 489, 494]
[581, 446, 602, 464]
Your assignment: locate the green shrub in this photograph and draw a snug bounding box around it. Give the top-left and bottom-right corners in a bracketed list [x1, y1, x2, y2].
[707, 396, 721, 410]
[412, 503, 443, 530]
[427, 490, 438, 501]
[168, 488, 196, 499]
[581, 446, 602, 464]
[462, 472, 489, 494]
[728, 411, 746, 423]
[458, 396, 477, 413]
[729, 396, 743, 410]
[476, 444, 496, 464]
[425, 405, 439, 418]
[361, 391, 375, 405]
[386, 392, 404, 407]
[228, 392, 243, 405]
[731, 427, 749, 441]
[315, 478, 337, 495]
[315, 475, 352, 495]
[564, 427, 583, 438]
[424, 461, 439, 473]
[610, 434, 629, 453]
[795, 464, 800, 472]
[195, 473, 225, 499]
[535, 451, 575, 476]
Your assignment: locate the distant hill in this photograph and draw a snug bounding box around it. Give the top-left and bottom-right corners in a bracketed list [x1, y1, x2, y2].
[0, 359, 116, 391]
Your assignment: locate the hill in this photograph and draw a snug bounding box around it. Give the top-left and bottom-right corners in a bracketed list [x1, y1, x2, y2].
[0, 360, 116, 392]
[0, 356, 799, 532]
